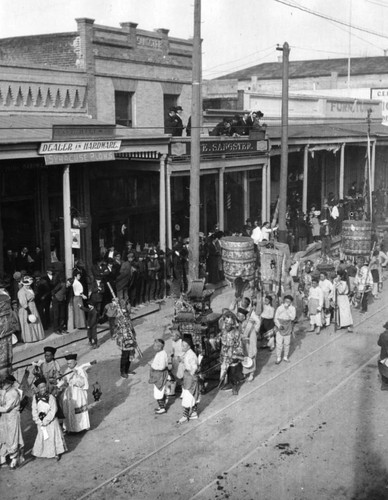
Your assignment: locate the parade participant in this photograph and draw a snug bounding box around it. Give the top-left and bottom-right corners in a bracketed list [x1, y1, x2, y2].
[307, 278, 324, 334]
[0, 374, 24, 468]
[177, 338, 200, 424]
[17, 275, 45, 343]
[148, 339, 169, 415]
[274, 295, 296, 364]
[32, 346, 61, 395]
[377, 322, 388, 390]
[370, 249, 381, 299]
[31, 378, 67, 461]
[259, 295, 276, 350]
[60, 354, 93, 433]
[319, 271, 334, 328]
[332, 270, 353, 332]
[79, 302, 99, 349]
[237, 305, 259, 382]
[218, 311, 244, 395]
[115, 305, 137, 379]
[169, 327, 184, 394]
[72, 271, 86, 329]
[354, 256, 373, 313]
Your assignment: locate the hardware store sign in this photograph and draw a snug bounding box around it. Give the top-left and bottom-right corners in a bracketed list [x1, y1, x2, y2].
[39, 140, 121, 155]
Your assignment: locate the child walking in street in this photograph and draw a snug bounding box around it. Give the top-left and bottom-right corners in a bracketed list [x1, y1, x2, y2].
[104, 298, 119, 338]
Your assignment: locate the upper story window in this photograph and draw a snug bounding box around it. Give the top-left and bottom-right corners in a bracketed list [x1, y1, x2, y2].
[115, 91, 133, 127]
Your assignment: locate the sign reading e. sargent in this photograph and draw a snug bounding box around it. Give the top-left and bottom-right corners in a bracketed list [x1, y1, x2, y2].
[39, 140, 121, 155]
[181, 139, 268, 156]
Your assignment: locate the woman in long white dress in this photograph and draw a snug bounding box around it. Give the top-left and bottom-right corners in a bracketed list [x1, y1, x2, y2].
[333, 270, 353, 332]
[17, 275, 45, 343]
[72, 272, 86, 329]
[32, 378, 67, 460]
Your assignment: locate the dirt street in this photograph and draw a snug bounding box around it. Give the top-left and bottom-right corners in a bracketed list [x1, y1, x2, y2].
[1, 287, 388, 500]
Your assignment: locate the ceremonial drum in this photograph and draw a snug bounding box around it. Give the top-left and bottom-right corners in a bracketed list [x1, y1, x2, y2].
[342, 220, 372, 256]
[220, 237, 256, 283]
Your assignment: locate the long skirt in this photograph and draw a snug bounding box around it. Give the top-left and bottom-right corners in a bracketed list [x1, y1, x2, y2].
[19, 301, 45, 343]
[73, 296, 86, 329]
[337, 295, 353, 328]
[0, 409, 24, 458]
[61, 386, 90, 433]
[32, 418, 67, 458]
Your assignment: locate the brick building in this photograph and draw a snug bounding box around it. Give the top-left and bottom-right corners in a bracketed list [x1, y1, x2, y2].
[0, 18, 194, 275]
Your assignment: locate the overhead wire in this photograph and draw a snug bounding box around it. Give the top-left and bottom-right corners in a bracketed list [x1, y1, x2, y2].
[272, 0, 388, 40]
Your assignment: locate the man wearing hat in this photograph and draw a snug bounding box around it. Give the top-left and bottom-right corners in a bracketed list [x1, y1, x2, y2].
[378, 322, 388, 390]
[164, 107, 180, 136]
[60, 354, 92, 433]
[31, 377, 67, 460]
[32, 346, 61, 395]
[174, 106, 184, 136]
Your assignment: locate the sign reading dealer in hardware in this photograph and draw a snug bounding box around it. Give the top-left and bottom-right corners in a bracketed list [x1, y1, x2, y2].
[39, 140, 121, 155]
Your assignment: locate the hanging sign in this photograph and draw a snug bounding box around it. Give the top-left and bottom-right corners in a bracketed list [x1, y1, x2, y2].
[39, 140, 121, 155]
[71, 229, 81, 249]
[44, 151, 115, 165]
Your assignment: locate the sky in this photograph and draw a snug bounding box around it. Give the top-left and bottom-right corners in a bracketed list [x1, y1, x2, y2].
[1, 0, 388, 79]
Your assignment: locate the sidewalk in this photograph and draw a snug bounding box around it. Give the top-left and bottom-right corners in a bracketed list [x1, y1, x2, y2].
[12, 301, 162, 368]
[12, 279, 230, 369]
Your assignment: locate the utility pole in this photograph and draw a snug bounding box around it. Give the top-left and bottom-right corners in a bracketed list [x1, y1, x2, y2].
[188, 0, 201, 285]
[276, 42, 290, 244]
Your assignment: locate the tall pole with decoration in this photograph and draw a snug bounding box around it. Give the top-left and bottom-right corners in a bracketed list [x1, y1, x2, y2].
[188, 0, 201, 285]
[276, 42, 290, 244]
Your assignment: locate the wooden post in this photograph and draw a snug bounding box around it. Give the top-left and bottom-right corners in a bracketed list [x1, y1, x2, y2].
[218, 167, 225, 231]
[371, 140, 376, 192]
[339, 143, 345, 199]
[159, 154, 167, 252]
[277, 42, 290, 243]
[63, 165, 75, 333]
[243, 170, 249, 223]
[166, 159, 172, 250]
[188, 0, 202, 283]
[267, 157, 271, 220]
[261, 164, 267, 222]
[302, 145, 309, 214]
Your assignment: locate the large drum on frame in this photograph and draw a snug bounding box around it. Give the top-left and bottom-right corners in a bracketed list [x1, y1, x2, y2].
[220, 237, 256, 283]
[342, 220, 372, 256]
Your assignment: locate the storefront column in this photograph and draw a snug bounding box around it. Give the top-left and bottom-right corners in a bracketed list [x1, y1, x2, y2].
[243, 170, 249, 223]
[63, 165, 75, 333]
[159, 154, 166, 252]
[339, 143, 345, 199]
[267, 159, 271, 220]
[166, 159, 172, 249]
[261, 164, 267, 222]
[302, 145, 309, 213]
[371, 140, 376, 192]
[218, 167, 225, 231]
